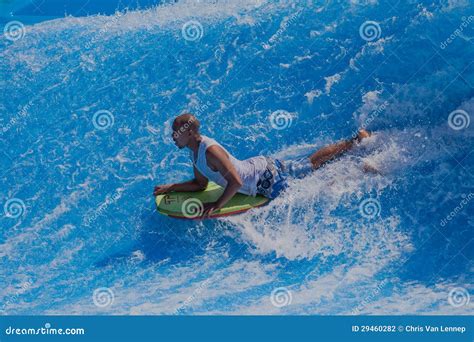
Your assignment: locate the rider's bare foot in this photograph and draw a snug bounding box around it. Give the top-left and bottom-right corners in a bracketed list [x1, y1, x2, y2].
[356, 129, 371, 142]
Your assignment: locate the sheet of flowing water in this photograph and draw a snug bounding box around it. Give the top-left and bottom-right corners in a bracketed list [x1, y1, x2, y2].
[1, 0, 473, 314]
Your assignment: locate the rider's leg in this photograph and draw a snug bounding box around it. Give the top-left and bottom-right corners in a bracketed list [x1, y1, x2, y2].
[309, 129, 371, 170]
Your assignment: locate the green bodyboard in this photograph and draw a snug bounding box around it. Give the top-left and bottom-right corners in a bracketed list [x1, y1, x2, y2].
[155, 182, 269, 219]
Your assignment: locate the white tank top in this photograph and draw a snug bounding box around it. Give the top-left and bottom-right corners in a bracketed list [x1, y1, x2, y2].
[190, 136, 268, 196]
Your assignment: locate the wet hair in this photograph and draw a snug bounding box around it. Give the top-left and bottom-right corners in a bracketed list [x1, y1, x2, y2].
[172, 113, 200, 135]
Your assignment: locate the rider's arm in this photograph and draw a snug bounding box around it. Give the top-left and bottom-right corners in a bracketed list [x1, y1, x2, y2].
[205, 146, 243, 209]
[153, 166, 208, 195]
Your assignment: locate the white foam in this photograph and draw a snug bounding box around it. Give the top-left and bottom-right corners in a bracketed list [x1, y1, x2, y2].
[356, 281, 473, 314]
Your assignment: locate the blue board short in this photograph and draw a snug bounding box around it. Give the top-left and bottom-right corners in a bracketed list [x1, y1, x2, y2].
[256, 157, 313, 199]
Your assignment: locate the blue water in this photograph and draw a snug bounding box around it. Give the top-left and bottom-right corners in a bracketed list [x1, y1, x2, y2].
[0, 0, 166, 25]
[1, 0, 473, 315]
